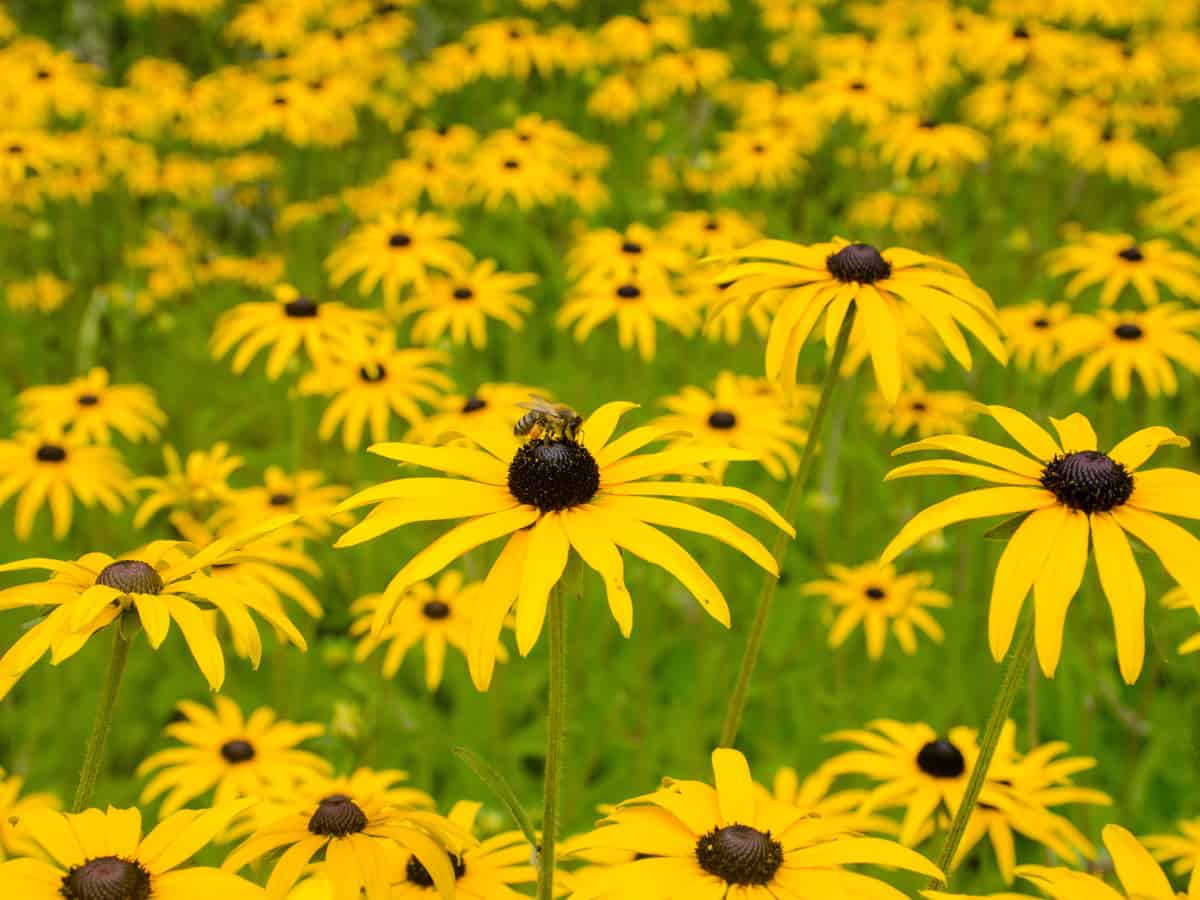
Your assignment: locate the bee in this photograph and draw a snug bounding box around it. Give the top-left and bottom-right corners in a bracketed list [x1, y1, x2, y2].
[514, 395, 584, 442]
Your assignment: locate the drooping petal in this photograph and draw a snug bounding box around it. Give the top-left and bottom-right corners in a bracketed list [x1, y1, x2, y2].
[515, 513, 570, 656]
[1031, 510, 1090, 677]
[563, 508, 632, 637]
[881, 488, 1053, 563]
[891, 436, 1043, 478]
[989, 506, 1068, 661]
[1091, 513, 1146, 684]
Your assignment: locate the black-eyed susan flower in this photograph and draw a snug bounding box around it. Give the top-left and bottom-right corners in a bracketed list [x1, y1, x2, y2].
[133, 443, 243, 527]
[945, 724, 1109, 884]
[336, 400, 792, 689]
[647, 372, 807, 480]
[821, 720, 996, 847]
[712, 126, 809, 191]
[0, 518, 304, 697]
[395, 258, 536, 349]
[137, 696, 330, 817]
[567, 223, 690, 285]
[847, 191, 941, 235]
[0, 802, 263, 900]
[662, 209, 761, 258]
[326, 211, 472, 307]
[224, 770, 466, 900]
[17, 368, 165, 445]
[1055, 305, 1200, 400]
[390, 800, 537, 899]
[557, 272, 697, 362]
[1068, 125, 1165, 186]
[211, 286, 385, 381]
[406, 383, 546, 447]
[1046, 232, 1200, 306]
[1145, 819, 1200, 890]
[298, 332, 451, 450]
[711, 238, 1006, 402]
[350, 572, 506, 690]
[567, 747, 941, 898]
[929, 825, 1196, 900]
[873, 115, 989, 176]
[0, 772, 58, 860]
[212, 465, 352, 539]
[0, 429, 132, 541]
[170, 512, 325, 621]
[998, 300, 1072, 374]
[882, 405, 1199, 683]
[867, 384, 977, 438]
[804, 561, 950, 659]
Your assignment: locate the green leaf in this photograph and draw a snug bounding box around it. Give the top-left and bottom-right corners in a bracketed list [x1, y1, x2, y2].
[983, 512, 1032, 541]
[453, 745, 539, 855]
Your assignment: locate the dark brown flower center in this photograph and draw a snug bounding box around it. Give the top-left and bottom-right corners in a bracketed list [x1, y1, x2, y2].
[508, 439, 600, 512]
[910, 401, 928, 412]
[919, 118, 938, 129]
[61, 856, 152, 900]
[865, 586, 886, 600]
[502, 158, 520, 170]
[1012, 24, 1030, 39]
[1032, 317, 1050, 329]
[704, 218, 720, 231]
[708, 410, 737, 430]
[462, 395, 487, 413]
[97, 560, 164, 595]
[284, 296, 319, 318]
[308, 794, 368, 837]
[1114, 323, 1143, 340]
[220, 739, 256, 763]
[695, 824, 783, 886]
[917, 739, 966, 778]
[268, 492, 293, 507]
[621, 240, 643, 254]
[616, 284, 641, 299]
[1041, 451, 1133, 513]
[36, 443, 67, 462]
[422, 600, 451, 620]
[406, 852, 466, 886]
[359, 364, 387, 383]
[849, 80, 866, 91]
[1118, 245, 1144, 262]
[826, 243, 892, 284]
[77, 393, 100, 406]
[388, 233, 412, 248]
[452, 286, 474, 301]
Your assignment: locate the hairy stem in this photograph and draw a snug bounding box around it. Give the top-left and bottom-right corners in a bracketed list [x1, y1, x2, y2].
[72, 620, 133, 812]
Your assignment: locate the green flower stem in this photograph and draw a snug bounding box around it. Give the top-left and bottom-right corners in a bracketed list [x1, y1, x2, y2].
[929, 612, 1036, 887]
[72, 618, 134, 812]
[718, 305, 857, 748]
[538, 572, 571, 900]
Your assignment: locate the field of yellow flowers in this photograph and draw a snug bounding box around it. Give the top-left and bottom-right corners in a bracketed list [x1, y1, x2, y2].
[2, 0, 1200, 898]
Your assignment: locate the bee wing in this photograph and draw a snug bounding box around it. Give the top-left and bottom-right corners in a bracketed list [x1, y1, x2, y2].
[518, 396, 557, 413]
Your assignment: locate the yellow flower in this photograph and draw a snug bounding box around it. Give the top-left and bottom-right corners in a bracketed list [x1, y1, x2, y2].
[1144, 818, 1200, 890]
[873, 115, 989, 175]
[0, 772, 58, 860]
[867, 383, 977, 438]
[1162, 586, 1200, 656]
[998, 300, 1072, 374]
[647, 372, 808, 480]
[137, 696, 330, 817]
[763, 766, 898, 836]
[298, 331, 451, 450]
[326, 211, 472, 307]
[0, 517, 304, 697]
[5, 273, 69, 313]
[212, 465, 352, 539]
[0, 803, 264, 900]
[350, 572, 507, 690]
[662, 209, 762, 258]
[566, 748, 941, 898]
[224, 770, 466, 900]
[0, 428, 132, 541]
[1055, 305, 1200, 399]
[133, 443, 244, 527]
[18, 368, 165, 445]
[335, 401, 791, 689]
[1046, 232, 1200, 306]
[821, 720, 994, 846]
[711, 238, 1006, 403]
[567, 223, 689, 285]
[804, 561, 950, 659]
[882, 405, 1198, 683]
[394, 258, 537, 348]
[211, 288, 386, 381]
[926, 825, 1196, 900]
[557, 272, 697, 361]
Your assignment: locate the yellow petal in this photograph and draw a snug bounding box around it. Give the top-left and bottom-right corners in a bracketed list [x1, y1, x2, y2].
[891, 435, 1043, 479]
[515, 513, 569, 656]
[1049, 413, 1098, 453]
[989, 506, 1067, 661]
[1104, 825, 1175, 900]
[881, 488, 1053, 563]
[583, 402, 640, 452]
[1107, 427, 1190, 471]
[1091, 513, 1146, 684]
[1032, 510, 1089, 677]
[711, 749, 755, 826]
[982, 406, 1061, 461]
[563, 508, 632, 637]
